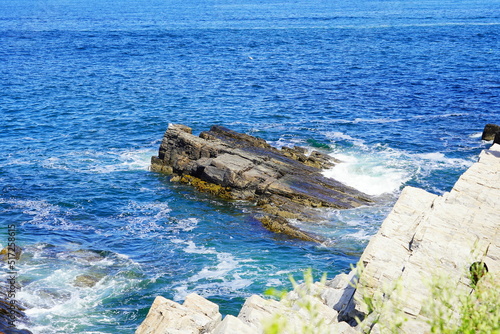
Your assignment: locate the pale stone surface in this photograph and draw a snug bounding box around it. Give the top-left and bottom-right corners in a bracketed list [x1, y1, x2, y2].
[352, 143, 500, 331]
[135, 294, 222, 334]
[211, 315, 255, 334]
[138, 144, 500, 334]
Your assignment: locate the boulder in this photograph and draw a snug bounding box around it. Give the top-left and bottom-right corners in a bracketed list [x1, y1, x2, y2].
[135, 293, 222, 334]
[73, 274, 103, 288]
[481, 123, 500, 141]
[151, 124, 373, 242]
[211, 315, 255, 334]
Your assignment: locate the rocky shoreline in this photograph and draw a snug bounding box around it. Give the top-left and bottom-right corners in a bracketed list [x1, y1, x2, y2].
[151, 124, 373, 242]
[139, 127, 500, 333]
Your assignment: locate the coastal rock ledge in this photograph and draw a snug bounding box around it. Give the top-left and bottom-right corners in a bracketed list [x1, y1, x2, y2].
[151, 124, 373, 242]
[140, 143, 500, 333]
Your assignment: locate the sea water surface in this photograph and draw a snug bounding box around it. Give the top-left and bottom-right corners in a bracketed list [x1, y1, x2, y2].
[1, 0, 499, 332]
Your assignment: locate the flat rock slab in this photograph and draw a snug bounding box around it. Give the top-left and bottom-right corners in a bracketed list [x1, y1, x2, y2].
[151, 124, 373, 242]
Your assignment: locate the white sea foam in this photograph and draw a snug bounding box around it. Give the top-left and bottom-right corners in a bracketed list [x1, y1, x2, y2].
[15, 246, 142, 334]
[413, 152, 472, 168]
[173, 243, 253, 302]
[188, 252, 239, 283]
[38, 147, 156, 174]
[344, 230, 372, 241]
[323, 153, 410, 196]
[323, 130, 366, 148]
[1, 198, 91, 231]
[175, 218, 199, 232]
[183, 240, 218, 255]
[117, 148, 156, 171]
[353, 117, 404, 124]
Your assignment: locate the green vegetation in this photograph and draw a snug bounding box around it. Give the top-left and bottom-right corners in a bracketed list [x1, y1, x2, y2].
[424, 268, 500, 333]
[263, 269, 332, 334]
[262, 265, 500, 334]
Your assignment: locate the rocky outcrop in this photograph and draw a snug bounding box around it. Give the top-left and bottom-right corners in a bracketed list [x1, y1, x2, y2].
[481, 123, 500, 141]
[151, 124, 373, 242]
[349, 143, 500, 332]
[136, 273, 358, 334]
[139, 143, 500, 334]
[136, 293, 222, 334]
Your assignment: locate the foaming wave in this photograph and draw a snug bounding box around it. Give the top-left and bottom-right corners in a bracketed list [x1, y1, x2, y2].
[289, 205, 393, 254]
[85, 148, 156, 173]
[117, 201, 173, 238]
[413, 152, 473, 168]
[173, 241, 253, 302]
[13, 245, 144, 334]
[116, 148, 156, 171]
[1, 198, 91, 232]
[470, 132, 483, 139]
[37, 148, 156, 174]
[353, 117, 405, 124]
[323, 153, 410, 196]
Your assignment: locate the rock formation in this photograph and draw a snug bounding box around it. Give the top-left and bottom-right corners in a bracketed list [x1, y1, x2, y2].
[139, 142, 500, 334]
[350, 142, 500, 332]
[481, 123, 500, 141]
[151, 124, 373, 242]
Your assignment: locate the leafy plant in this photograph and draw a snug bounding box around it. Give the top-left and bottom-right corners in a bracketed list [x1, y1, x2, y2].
[263, 268, 331, 334]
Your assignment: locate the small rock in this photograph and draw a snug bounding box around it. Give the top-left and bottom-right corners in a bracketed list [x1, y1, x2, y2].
[481, 123, 500, 141]
[0, 245, 22, 262]
[73, 274, 102, 288]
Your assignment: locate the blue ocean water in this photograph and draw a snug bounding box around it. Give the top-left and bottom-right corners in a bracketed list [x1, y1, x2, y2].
[1, 0, 499, 332]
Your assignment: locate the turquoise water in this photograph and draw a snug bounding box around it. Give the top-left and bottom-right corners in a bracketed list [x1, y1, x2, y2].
[1, 0, 499, 332]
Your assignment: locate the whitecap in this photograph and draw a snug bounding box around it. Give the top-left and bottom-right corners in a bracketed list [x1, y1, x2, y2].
[183, 240, 218, 255]
[413, 152, 472, 168]
[323, 153, 410, 196]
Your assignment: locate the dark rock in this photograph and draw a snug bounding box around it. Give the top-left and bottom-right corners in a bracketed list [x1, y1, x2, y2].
[481, 123, 500, 141]
[494, 132, 500, 145]
[0, 294, 32, 334]
[151, 124, 373, 242]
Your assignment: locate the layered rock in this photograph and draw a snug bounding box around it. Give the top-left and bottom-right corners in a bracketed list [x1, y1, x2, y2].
[349, 143, 500, 332]
[140, 142, 500, 334]
[136, 274, 358, 334]
[151, 124, 373, 242]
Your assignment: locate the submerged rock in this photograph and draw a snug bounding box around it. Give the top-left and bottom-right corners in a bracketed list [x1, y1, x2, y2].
[73, 274, 103, 288]
[151, 124, 373, 241]
[0, 245, 22, 262]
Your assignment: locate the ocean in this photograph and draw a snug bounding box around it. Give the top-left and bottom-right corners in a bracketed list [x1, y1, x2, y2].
[1, 0, 499, 332]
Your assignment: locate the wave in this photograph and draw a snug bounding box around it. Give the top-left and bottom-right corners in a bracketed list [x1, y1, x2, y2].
[10, 244, 143, 334]
[0, 198, 92, 232]
[173, 240, 253, 302]
[8, 147, 157, 174]
[322, 151, 411, 196]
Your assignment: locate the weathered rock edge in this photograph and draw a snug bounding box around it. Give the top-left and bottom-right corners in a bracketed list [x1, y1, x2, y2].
[151, 124, 373, 242]
[139, 143, 500, 334]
